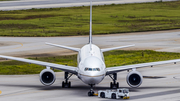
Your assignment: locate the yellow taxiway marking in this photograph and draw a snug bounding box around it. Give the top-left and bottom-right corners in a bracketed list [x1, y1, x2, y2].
[0, 90, 2, 94]
[12, 42, 23, 49]
[0, 42, 23, 51]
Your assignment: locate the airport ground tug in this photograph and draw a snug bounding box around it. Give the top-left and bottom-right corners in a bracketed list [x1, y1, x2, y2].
[96, 88, 130, 99]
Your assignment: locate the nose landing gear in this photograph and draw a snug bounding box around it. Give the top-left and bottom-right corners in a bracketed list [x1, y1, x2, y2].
[88, 84, 95, 96]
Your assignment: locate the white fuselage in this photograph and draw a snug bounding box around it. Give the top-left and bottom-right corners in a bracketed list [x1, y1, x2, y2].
[77, 44, 106, 85]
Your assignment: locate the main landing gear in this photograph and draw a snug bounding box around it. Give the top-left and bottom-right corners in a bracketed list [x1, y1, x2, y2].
[109, 73, 119, 88]
[62, 72, 73, 88]
[88, 84, 95, 96]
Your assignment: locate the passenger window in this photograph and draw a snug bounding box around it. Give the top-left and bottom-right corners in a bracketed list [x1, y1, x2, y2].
[93, 68, 96, 71]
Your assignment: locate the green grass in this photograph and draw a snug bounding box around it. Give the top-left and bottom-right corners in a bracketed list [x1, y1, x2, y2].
[0, 0, 15, 1]
[1, 50, 180, 75]
[0, 1, 180, 36]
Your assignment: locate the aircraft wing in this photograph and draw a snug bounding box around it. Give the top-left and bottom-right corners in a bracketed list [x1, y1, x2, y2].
[106, 59, 180, 75]
[0, 55, 78, 75]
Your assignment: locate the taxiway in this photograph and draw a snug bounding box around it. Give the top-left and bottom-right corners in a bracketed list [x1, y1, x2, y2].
[0, 0, 180, 100]
[0, 30, 180, 100]
[0, 29, 180, 57]
[0, 63, 180, 101]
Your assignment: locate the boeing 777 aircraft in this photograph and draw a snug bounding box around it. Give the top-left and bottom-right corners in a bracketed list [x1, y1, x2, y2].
[1, 2, 180, 96]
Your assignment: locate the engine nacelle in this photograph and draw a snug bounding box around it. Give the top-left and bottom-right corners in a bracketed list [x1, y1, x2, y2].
[126, 70, 143, 88]
[40, 69, 56, 86]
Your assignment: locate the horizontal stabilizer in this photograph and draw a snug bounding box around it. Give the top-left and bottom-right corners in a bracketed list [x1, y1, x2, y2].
[46, 42, 80, 52]
[101, 44, 135, 52]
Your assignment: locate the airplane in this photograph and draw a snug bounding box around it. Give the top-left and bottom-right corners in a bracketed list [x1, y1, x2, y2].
[1, 2, 180, 96]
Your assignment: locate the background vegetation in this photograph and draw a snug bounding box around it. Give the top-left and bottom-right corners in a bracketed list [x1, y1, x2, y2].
[0, 1, 180, 36]
[0, 50, 180, 74]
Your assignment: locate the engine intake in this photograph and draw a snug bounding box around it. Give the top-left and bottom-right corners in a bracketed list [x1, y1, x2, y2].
[126, 70, 143, 88]
[40, 69, 56, 86]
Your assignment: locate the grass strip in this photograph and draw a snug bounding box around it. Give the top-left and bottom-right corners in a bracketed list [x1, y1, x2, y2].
[0, 50, 180, 75]
[0, 1, 180, 36]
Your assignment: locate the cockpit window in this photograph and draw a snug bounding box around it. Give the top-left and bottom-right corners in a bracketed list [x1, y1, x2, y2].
[96, 68, 100, 71]
[85, 68, 88, 71]
[84, 67, 100, 71]
[89, 68, 92, 71]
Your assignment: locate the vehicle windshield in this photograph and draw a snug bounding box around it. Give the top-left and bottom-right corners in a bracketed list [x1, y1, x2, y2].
[123, 90, 128, 93]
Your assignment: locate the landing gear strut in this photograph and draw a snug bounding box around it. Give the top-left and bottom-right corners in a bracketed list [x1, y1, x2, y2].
[88, 84, 95, 96]
[109, 73, 119, 88]
[62, 72, 73, 88]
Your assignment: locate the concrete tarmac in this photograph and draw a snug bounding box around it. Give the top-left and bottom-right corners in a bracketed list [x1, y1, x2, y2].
[0, 30, 180, 100]
[0, 29, 180, 57]
[0, 63, 180, 101]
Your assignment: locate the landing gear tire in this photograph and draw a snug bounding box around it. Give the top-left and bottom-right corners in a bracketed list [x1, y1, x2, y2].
[68, 81, 71, 88]
[110, 82, 113, 89]
[62, 72, 73, 88]
[110, 82, 119, 88]
[62, 81, 71, 88]
[100, 92, 105, 98]
[88, 90, 94, 96]
[116, 82, 119, 88]
[109, 73, 119, 88]
[62, 81, 65, 88]
[111, 93, 116, 99]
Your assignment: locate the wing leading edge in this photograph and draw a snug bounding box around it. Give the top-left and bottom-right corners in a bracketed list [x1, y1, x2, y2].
[0, 55, 78, 75]
[106, 59, 180, 75]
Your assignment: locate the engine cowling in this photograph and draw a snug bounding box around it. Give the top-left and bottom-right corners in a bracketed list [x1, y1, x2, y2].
[40, 69, 56, 86]
[126, 70, 143, 88]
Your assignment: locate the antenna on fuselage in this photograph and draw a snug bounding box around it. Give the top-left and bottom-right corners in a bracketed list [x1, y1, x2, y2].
[89, 1, 92, 51]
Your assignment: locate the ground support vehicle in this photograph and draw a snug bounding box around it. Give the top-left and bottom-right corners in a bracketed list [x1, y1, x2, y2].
[98, 88, 129, 99]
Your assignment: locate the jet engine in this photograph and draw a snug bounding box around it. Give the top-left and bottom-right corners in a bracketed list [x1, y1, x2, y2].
[126, 70, 143, 88]
[40, 69, 56, 86]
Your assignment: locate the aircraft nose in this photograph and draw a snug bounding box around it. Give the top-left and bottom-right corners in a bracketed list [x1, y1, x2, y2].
[89, 77, 97, 84]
